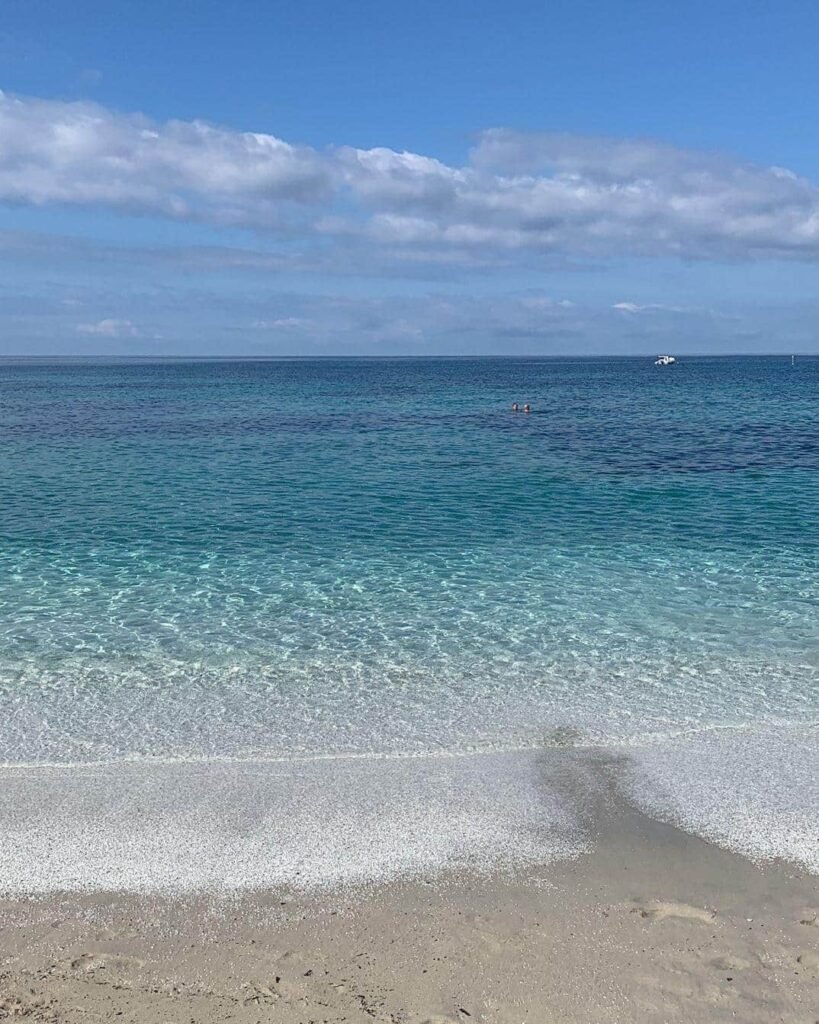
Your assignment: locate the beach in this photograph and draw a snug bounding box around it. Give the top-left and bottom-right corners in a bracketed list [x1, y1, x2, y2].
[1, 762, 817, 1024]
[6, 0, 819, 1013]
[1, 357, 816, 1020]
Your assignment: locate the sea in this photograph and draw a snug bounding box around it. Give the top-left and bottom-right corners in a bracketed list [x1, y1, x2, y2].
[0, 356, 816, 891]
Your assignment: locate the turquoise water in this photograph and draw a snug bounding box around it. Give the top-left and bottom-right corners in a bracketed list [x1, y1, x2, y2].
[1, 356, 817, 762]
[0, 356, 817, 888]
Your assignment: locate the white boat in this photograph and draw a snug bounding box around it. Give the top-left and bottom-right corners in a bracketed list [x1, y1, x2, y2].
[654, 354, 676, 366]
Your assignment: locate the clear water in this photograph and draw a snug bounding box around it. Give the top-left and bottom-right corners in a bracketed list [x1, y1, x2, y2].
[0, 356, 817, 886]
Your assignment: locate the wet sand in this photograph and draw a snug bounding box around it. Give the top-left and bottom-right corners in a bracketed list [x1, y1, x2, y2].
[0, 757, 817, 1023]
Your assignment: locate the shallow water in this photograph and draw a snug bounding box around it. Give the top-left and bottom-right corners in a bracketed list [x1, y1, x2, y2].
[0, 356, 816, 885]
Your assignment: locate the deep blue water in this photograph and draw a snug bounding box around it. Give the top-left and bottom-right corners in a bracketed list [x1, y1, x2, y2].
[0, 356, 817, 764]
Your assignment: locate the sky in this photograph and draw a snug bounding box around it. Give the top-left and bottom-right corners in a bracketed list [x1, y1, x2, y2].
[2, 0, 819, 356]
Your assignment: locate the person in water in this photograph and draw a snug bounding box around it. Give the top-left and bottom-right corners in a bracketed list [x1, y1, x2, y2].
[511, 403, 519, 412]
[523, 404, 531, 413]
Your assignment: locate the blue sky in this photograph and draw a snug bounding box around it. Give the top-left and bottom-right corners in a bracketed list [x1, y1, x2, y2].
[2, 0, 819, 355]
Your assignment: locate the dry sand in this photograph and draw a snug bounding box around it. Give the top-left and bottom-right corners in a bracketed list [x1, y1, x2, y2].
[1, 778, 817, 1023]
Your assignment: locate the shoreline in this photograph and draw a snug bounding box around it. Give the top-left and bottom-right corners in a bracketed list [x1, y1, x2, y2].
[1, 790, 817, 1022]
[0, 729, 816, 896]
[1, 740, 816, 1019]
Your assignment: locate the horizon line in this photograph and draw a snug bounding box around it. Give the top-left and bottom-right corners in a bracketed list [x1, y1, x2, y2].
[0, 351, 815, 362]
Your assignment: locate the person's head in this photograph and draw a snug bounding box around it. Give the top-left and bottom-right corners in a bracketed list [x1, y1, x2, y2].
[511, 403, 519, 411]
[524, 404, 531, 413]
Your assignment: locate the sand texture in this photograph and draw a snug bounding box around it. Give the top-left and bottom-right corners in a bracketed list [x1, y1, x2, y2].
[1, 804, 817, 1023]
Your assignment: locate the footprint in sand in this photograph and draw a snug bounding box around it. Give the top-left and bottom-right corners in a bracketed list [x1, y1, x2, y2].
[241, 980, 280, 1006]
[632, 900, 716, 924]
[709, 954, 752, 971]
[798, 911, 819, 927]
[60, 951, 145, 984]
[71, 952, 144, 972]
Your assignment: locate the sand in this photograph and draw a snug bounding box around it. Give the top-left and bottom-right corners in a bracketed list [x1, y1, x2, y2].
[1, 776, 817, 1023]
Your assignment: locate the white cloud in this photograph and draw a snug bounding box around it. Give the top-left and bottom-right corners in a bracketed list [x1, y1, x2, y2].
[613, 302, 699, 315]
[4, 271, 800, 355]
[4, 92, 819, 261]
[228, 291, 756, 355]
[613, 302, 647, 313]
[252, 317, 313, 329]
[0, 91, 330, 225]
[76, 317, 139, 337]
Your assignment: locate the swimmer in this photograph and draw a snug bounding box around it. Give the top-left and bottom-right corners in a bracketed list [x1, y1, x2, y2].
[523, 403, 531, 413]
[511, 403, 519, 412]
